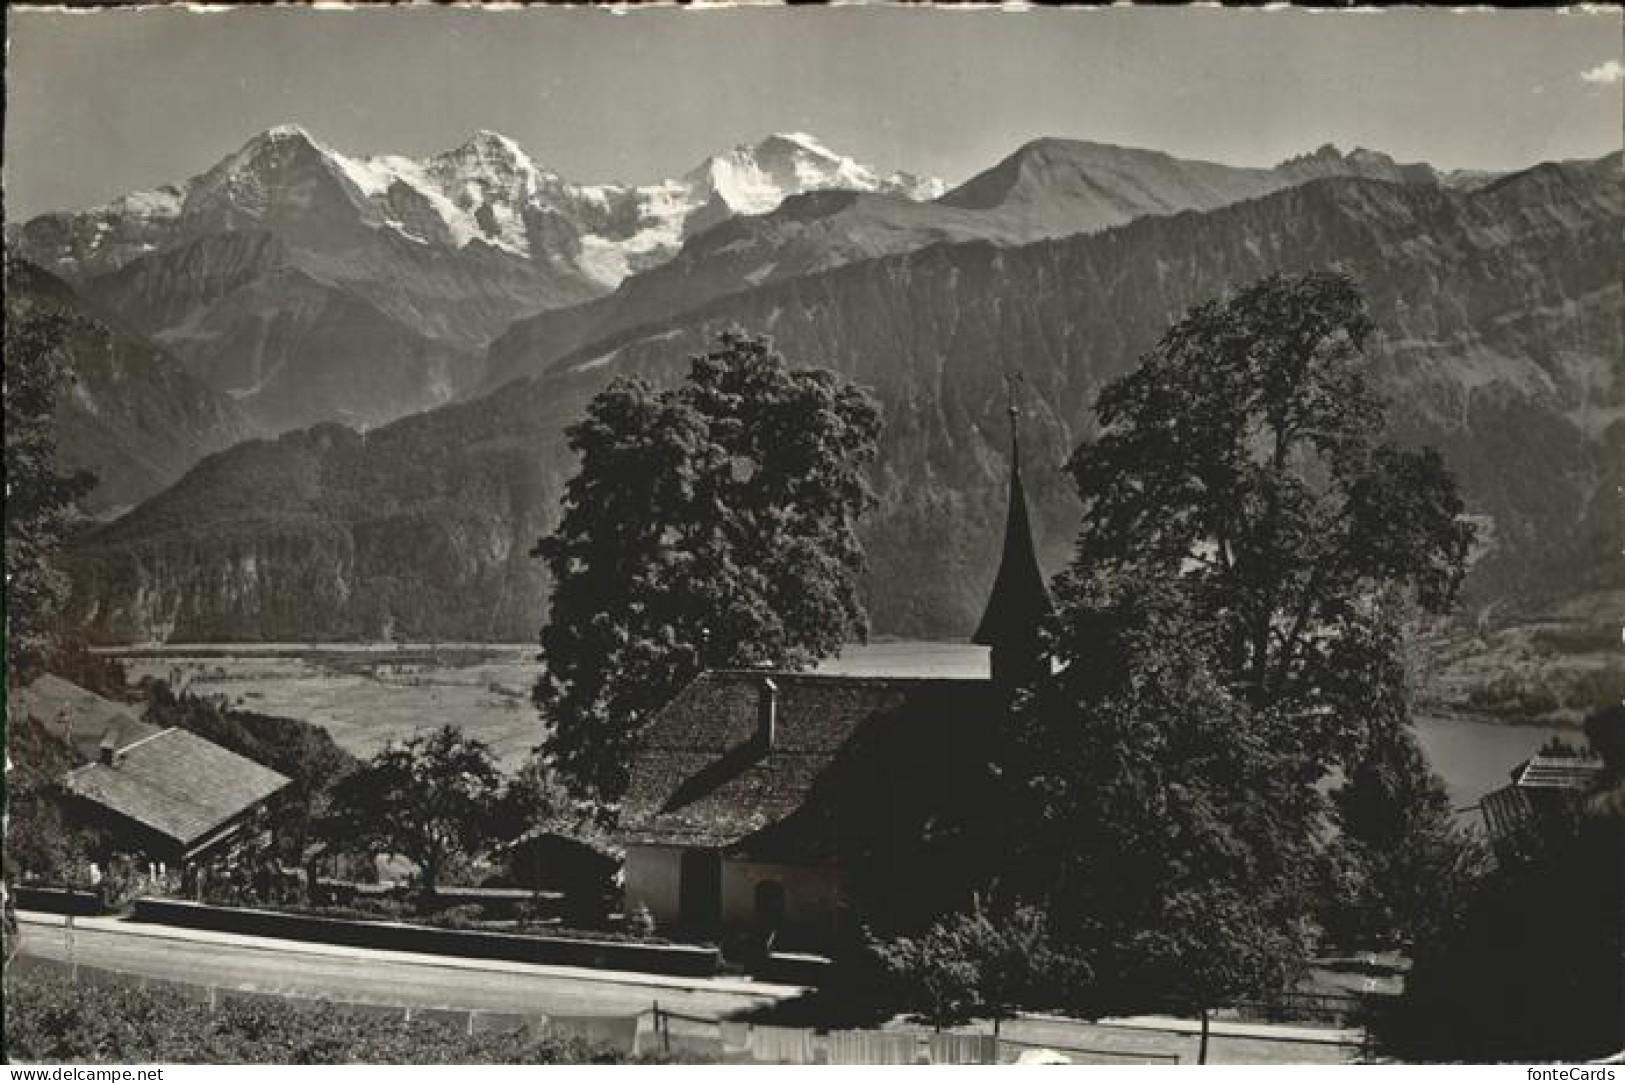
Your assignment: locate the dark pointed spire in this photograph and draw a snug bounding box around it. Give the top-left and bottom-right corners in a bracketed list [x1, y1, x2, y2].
[974, 376, 1052, 687]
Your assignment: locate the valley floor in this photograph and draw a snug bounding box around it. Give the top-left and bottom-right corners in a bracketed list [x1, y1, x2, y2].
[103, 639, 1584, 808]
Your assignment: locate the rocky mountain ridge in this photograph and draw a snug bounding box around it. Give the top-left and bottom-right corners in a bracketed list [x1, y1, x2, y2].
[12, 126, 941, 295]
[9, 127, 943, 435]
[4, 258, 254, 516]
[62, 156, 1621, 645]
[481, 138, 1458, 391]
[477, 139, 1462, 391]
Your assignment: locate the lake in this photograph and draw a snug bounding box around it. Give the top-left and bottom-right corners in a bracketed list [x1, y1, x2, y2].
[109, 639, 1578, 808]
[815, 641, 1577, 810]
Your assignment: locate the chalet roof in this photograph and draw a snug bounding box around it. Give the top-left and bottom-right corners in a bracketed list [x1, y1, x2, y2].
[1480, 753, 1607, 842]
[10, 674, 162, 763]
[1512, 752, 1604, 791]
[65, 728, 290, 851]
[972, 427, 1052, 650]
[618, 670, 997, 851]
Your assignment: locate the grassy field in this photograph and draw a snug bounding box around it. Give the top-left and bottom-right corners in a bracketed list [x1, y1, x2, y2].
[118, 645, 541, 769]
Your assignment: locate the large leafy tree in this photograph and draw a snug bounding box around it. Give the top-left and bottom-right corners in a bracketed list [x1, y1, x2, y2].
[4, 301, 96, 685]
[1003, 583, 1322, 1061]
[991, 273, 1475, 1049]
[1066, 271, 1472, 770]
[533, 330, 880, 801]
[4, 715, 93, 884]
[323, 725, 506, 898]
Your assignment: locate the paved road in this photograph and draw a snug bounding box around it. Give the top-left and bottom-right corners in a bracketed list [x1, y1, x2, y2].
[13, 913, 797, 1024]
[13, 913, 1363, 1063]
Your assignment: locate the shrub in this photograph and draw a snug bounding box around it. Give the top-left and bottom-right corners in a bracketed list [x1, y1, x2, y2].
[426, 904, 486, 931]
[626, 903, 656, 940]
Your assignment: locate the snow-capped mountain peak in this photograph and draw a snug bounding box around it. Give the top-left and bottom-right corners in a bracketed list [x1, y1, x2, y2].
[430, 130, 548, 188]
[772, 131, 843, 157]
[263, 122, 315, 141]
[686, 132, 928, 215]
[179, 124, 370, 233]
[15, 125, 945, 287]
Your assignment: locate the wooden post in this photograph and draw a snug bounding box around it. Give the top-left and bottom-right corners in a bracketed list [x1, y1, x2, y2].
[64, 914, 76, 982]
[208, 985, 218, 1016]
[1198, 1007, 1211, 1065]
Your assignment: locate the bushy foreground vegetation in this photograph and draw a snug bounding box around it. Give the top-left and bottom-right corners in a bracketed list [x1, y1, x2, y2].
[3, 967, 657, 1064]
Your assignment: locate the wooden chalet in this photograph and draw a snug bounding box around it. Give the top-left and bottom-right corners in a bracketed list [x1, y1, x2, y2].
[64, 726, 292, 866]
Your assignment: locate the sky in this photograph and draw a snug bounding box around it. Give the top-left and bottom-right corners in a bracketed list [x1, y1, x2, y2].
[5, 4, 1621, 221]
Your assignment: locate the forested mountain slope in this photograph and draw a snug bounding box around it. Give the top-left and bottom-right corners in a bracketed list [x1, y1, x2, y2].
[65, 157, 1621, 643]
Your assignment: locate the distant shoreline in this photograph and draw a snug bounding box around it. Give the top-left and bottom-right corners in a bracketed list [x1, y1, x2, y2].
[92, 642, 539, 657]
[88, 635, 972, 659]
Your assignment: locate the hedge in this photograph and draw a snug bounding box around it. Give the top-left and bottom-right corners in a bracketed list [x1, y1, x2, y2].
[130, 898, 721, 976]
[13, 887, 107, 917]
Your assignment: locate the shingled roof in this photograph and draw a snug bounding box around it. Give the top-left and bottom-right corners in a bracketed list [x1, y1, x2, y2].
[10, 674, 163, 763]
[1512, 751, 1604, 791]
[1480, 752, 1607, 843]
[66, 728, 290, 853]
[619, 670, 999, 851]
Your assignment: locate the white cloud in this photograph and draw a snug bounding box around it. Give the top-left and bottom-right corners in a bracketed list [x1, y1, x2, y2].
[1580, 59, 1625, 85]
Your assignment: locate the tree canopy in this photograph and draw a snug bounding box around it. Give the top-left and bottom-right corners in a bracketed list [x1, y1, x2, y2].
[1000, 582, 1322, 1045]
[1318, 725, 1484, 952]
[5, 301, 96, 685]
[980, 273, 1476, 1038]
[4, 715, 92, 883]
[1066, 271, 1472, 769]
[533, 329, 881, 801]
[323, 725, 506, 896]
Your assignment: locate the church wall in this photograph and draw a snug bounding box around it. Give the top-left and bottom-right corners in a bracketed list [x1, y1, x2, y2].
[720, 858, 845, 948]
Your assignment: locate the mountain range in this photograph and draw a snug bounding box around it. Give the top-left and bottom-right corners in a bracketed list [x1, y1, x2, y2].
[9, 127, 941, 434]
[43, 135, 1619, 646]
[482, 138, 1460, 391]
[4, 257, 252, 516]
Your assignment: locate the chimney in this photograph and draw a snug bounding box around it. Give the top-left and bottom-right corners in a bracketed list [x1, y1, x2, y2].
[757, 678, 779, 751]
[99, 731, 119, 766]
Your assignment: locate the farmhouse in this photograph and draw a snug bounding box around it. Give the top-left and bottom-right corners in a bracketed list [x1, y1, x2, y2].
[13, 673, 293, 867]
[64, 726, 292, 866]
[619, 422, 1052, 949]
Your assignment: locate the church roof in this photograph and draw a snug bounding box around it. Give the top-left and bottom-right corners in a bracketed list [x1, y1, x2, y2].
[972, 429, 1052, 648]
[618, 670, 997, 852]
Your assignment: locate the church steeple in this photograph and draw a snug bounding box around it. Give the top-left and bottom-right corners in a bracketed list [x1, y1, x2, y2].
[973, 379, 1053, 689]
